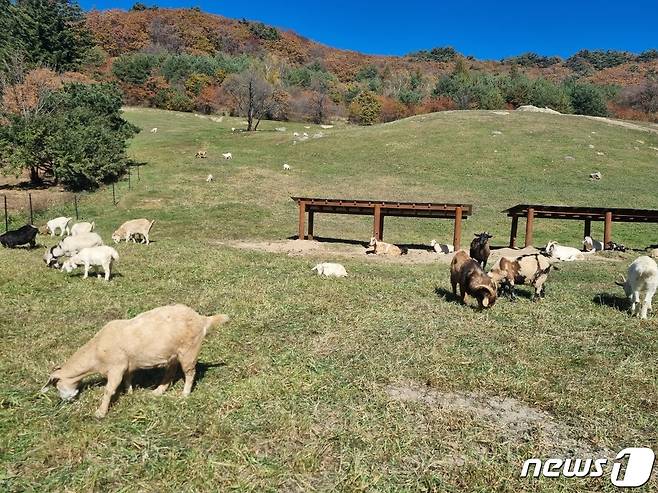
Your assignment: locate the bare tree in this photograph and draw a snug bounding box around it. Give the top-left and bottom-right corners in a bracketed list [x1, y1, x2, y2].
[223, 69, 273, 131]
[309, 80, 328, 124]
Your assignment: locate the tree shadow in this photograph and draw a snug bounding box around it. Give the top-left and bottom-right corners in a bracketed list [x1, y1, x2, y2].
[593, 292, 628, 312]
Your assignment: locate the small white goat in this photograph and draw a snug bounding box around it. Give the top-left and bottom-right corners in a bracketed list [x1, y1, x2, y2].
[61, 245, 119, 281]
[150, 128, 158, 133]
[70, 221, 95, 236]
[46, 217, 72, 237]
[41, 304, 230, 418]
[545, 241, 589, 262]
[112, 219, 155, 245]
[293, 132, 300, 137]
[206, 174, 214, 182]
[583, 236, 604, 252]
[368, 237, 402, 256]
[312, 262, 347, 278]
[430, 239, 454, 254]
[222, 152, 233, 160]
[231, 127, 236, 132]
[44, 232, 104, 267]
[616, 256, 658, 319]
[283, 164, 291, 171]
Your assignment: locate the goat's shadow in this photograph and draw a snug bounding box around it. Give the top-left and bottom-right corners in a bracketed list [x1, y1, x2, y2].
[593, 292, 629, 313]
[434, 286, 459, 303]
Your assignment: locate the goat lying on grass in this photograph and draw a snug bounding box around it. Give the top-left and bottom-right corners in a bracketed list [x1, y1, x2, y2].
[0, 224, 38, 248]
[368, 237, 403, 256]
[41, 304, 230, 418]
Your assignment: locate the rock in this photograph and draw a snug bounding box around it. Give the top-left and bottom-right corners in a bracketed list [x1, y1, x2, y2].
[565, 156, 575, 160]
[516, 105, 561, 114]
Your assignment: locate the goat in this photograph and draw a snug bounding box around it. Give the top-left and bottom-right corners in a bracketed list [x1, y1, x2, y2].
[368, 237, 403, 256]
[222, 152, 232, 160]
[40, 304, 230, 418]
[312, 262, 347, 278]
[545, 241, 591, 261]
[430, 239, 454, 254]
[70, 221, 95, 236]
[650, 248, 658, 259]
[112, 219, 155, 245]
[61, 245, 119, 281]
[470, 232, 493, 268]
[615, 256, 658, 319]
[0, 224, 38, 248]
[46, 217, 72, 237]
[488, 253, 554, 300]
[283, 163, 291, 171]
[206, 174, 214, 182]
[195, 151, 207, 159]
[44, 232, 104, 267]
[589, 172, 602, 180]
[606, 241, 627, 252]
[150, 128, 158, 133]
[583, 236, 604, 252]
[450, 250, 497, 309]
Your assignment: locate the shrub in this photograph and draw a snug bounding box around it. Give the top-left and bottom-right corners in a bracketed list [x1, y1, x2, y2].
[112, 53, 159, 84]
[527, 78, 572, 113]
[248, 22, 279, 41]
[408, 46, 459, 62]
[567, 82, 608, 116]
[185, 73, 212, 97]
[379, 96, 408, 122]
[349, 91, 381, 125]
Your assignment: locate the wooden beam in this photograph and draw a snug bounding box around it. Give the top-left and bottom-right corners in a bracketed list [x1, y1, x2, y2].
[525, 207, 535, 247]
[604, 211, 612, 245]
[453, 206, 463, 251]
[373, 205, 382, 240]
[509, 215, 519, 248]
[584, 219, 591, 239]
[298, 200, 306, 240]
[308, 211, 314, 241]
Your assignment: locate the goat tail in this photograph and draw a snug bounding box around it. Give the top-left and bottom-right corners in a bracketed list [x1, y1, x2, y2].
[111, 248, 120, 261]
[148, 220, 156, 233]
[206, 313, 230, 334]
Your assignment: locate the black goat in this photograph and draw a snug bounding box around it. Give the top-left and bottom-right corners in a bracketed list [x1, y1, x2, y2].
[0, 224, 39, 248]
[469, 232, 493, 269]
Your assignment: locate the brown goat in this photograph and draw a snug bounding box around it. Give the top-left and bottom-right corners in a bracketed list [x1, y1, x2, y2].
[450, 250, 497, 309]
[488, 253, 553, 300]
[470, 232, 493, 269]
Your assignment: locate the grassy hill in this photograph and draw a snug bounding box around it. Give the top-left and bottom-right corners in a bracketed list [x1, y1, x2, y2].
[0, 110, 657, 491]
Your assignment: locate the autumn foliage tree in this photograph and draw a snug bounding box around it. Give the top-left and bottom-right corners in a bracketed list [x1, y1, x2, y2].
[349, 91, 381, 125]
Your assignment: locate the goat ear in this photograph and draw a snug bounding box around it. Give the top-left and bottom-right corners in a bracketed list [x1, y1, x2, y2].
[615, 274, 626, 287]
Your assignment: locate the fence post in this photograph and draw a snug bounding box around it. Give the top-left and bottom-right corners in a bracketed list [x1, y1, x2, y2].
[74, 195, 79, 220]
[28, 193, 33, 225]
[112, 183, 116, 206]
[3, 196, 7, 233]
[128, 167, 131, 190]
[137, 165, 140, 181]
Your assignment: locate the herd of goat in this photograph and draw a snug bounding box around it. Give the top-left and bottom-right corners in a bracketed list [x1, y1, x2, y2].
[1, 214, 657, 418]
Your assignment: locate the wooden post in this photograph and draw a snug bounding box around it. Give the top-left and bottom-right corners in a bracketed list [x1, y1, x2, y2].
[128, 167, 131, 190]
[524, 207, 535, 248]
[453, 206, 463, 251]
[307, 211, 314, 241]
[373, 205, 382, 240]
[509, 215, 519, 248]
[604, 211, 612, 245]
[298, 200, 306, 240]
[74, 195, 79, 220]
[3, 195, 7, 232]
[378, 212, 385, 240]
[584, 219, 591, 239]
[112, 183, 116, 206]
[28, 193, 33, 225]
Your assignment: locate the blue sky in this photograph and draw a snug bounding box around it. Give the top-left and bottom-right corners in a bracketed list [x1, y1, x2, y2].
[78, 1, 658, 60]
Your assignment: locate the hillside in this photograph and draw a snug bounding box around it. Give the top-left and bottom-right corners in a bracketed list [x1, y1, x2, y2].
[1, 109, 657, 491]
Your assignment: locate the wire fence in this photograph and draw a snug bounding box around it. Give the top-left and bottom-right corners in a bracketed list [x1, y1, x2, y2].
[1, 165, 142, 233]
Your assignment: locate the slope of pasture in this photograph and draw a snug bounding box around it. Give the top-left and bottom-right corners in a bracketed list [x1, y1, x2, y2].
[0, 109, 657, 492]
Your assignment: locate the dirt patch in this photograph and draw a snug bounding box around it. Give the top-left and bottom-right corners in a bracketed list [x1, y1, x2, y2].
[386, 382, 612, 458]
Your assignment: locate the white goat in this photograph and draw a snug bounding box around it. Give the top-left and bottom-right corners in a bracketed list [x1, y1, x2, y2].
[70, 221, 95, 236]
[61, 245, 119, 281]
[40, 304, 230, 418]
[206, 174, 214, 182]
[312, 262, 347, 278]
[283, 164, 291, 171]
[545, 241, 590, 262]
[150, 128, 158, 133]
[616, 256, 658, 319]
[112, 219, 155, 245]
[46, 217, 72, 237]
[222, 152, 233, 160]
[430, 239, 454, 254]
[44, 232, 104, 267]
[293, 132, 300, 137]
[583, 236, 604, 252]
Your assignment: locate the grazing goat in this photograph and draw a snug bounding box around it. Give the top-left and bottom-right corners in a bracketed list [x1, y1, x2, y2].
[44, 232, 104, 267]
[222, 152, 232, 160]
[0, 224, 38, 248]
[61, 245, 119, 281]
[70, 221, 95, 236]
[488, 253, 553, 300]
[195, 151, 207, 159]
[589, 172, 602, 180]
[545, 241, 590, 261]
[368, 237, 403, 256]
[650, 248, 658, 259]
[430, 239, 454, 254]
[312, 262, 347, 278]
[46, 217, 72, 237]
[150, 128, 158, 133]
[616, 256, 658, 319]
[112, 219, 155, 245]
[450, 250, 497, 309]
[41, 304, 230, 418]
[206, 174, 214, 182]
[583, 236, 604, 252]
[283, 164, 291, 171]
[470, 232, 493, 268]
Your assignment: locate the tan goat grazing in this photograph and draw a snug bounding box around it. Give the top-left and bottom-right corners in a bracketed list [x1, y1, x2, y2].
[450, 250, 497, 309]
[112, 219, 155, 244]
[41, 304, 230, 418]
[487, 253, 554, 301]
[368, 237, 402, 256]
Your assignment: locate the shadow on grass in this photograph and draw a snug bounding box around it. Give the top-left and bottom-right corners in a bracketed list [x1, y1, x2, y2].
[593, 292, 629, 312]
[434, 286, 458, 303]
[287, 235, 438, 253]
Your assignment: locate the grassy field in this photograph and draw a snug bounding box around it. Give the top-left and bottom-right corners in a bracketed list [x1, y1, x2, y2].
[0, 108, 657, 492]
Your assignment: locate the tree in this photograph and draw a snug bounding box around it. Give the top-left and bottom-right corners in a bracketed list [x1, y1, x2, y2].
[348, 91, 381, 125]
[223, 69, 274, 131]
[567, 82, 608, 116]
[0, 83, 139, 189]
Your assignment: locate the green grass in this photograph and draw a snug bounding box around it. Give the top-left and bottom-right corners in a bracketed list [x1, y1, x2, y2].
[1, 109, 657, 492]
